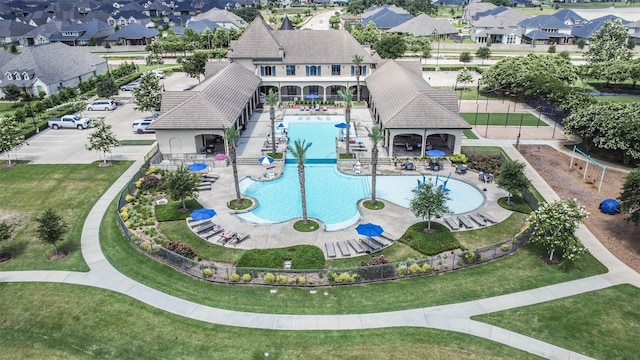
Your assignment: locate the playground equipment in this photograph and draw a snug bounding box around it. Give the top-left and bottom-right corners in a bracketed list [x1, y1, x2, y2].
[414, 174, 451, 192]
[599, 198, 620, 215]
[569, 145, 607, 193]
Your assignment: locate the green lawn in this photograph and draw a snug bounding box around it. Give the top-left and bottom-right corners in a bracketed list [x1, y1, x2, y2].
[158, 221, 245, 264]
[119, 140, 156, 146]
[473, 285, 640, 360]
[0, 161, 132, 271]
[460, 113, 546, 127]
[454, 213, 528, 250]
[102, 200, 607, 315]
[0, 283, 540, 360]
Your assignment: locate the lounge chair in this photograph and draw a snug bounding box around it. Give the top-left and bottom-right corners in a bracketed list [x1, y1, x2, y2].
[336, 241, 351, 257]
[203, 225, 224, 239]
[348, 239, 365, 254]
[194, 221, 214, 234]
[360, 237, 382, 252]
[379, 232, 397, 242]
[468, 213, 486, 226]
[234, 232, 250, 245]
[218, 231, 237, 244]
[457, 215, 474, 229]
[325, 242, 336, 258]
[478, 211, 497, 223]
[203, 173, 220, 180]
[443, 217, 459, 230]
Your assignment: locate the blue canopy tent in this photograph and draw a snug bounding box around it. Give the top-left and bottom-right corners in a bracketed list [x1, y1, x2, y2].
[599, 199, 620, 215]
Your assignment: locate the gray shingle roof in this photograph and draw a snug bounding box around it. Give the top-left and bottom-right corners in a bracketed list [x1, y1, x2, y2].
[366, 60, 469, 130]
[227, 17, 281, 60]
[151, 62, 260, 130]
[388, 14, 457, 36]
[0, 42, 106, 85]
[105, 23, 158, 40]
[159, 91, 197, 113]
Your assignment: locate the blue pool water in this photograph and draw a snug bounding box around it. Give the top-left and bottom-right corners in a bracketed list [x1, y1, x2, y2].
[239, 119, 484, 230]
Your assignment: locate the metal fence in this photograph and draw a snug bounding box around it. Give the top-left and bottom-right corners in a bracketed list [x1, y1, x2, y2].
[115, 161, 532, 287]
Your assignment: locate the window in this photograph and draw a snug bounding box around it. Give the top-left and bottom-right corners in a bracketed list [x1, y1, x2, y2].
[286, 65, 295, 76]
[305, 66, 321, 76]
[5, 72, 12, 80]
[506, 34, 516, 44]
[22, 72, 29, 80]
[13, 72, 21, 80]
[331, 65, 341, 75]
[308, 86, 319, 95]
[351, 65, 366, 76]
[260, 66, 276, 76]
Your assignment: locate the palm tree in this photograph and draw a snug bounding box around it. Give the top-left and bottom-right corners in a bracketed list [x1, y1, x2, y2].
[367, 125, 384, 205]
[337, 88, 354, 156]
[352, 54, 364, 102]
[223, 126, 242, 205]
[263, 89, 279, 155]
[287, 139, 312, 225]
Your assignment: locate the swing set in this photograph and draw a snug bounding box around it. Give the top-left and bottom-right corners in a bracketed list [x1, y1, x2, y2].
[569, 145, 607, 193]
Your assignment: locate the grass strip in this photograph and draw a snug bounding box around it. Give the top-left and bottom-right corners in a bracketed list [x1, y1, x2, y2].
[236, 245, 325, 269]
[460, 113, 546, 127]
[0, 161, 132, 271]
[0, 283, 540, 360]
[102, 200, 607, 315]
[473, 285, 640, 360]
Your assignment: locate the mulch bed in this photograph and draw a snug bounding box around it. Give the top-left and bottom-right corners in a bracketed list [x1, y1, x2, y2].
[518, 145, 640, 271]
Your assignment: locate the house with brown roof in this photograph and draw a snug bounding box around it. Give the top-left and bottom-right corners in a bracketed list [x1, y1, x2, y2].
[149, 62, 261, 157]
[227, 17, 377, 102]
[367, 60, 470, 157]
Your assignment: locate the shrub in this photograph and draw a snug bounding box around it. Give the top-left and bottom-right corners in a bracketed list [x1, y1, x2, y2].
[501, 244, 510, 252]
[465, 154, 503, 174]
[125, 194, 135, 203]
[361, 255, 390, 266]
[140, 240, 152, 252]
[308, 278, 315, 285]
[459, 251, 481, 265]
[409, 263, 423, 275]
[397, 265, 408, 277]
[297, 276, 306, 285]
[230, 272, 240, 282]
[164, 241, 198, 260]
[146, 166, 159, 175]
[421, 263, 431, 273]
[264, 272, 275, 284]
[449, 153, 467, 164]
[203, 268, 213, 278]
[287, 278, 295, 284]
[337, 272, 352, 283]
[242, 273, 252, 282]
[277, 275, 288, 284]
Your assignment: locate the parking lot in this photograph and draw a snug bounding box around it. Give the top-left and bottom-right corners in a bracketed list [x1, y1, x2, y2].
[10, 71, 198, 165]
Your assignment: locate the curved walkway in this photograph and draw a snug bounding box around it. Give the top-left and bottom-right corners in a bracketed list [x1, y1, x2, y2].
[2, 143, 640, 360]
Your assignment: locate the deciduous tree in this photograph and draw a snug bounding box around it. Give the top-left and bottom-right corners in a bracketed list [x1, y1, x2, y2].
[376, 33, 406, 59]
[133, 72, 162, 112]
[456, 68, 473, 90]
[529, 198, 589, 262]
[618, 168, 640, 225]
[459, 51, 472, 64]
[35, 209, 68, 256]
[584, 19, 632, 65]
[96, 77, 118, 98]
[475, 46, 491, 65]
[182, 52, 209, 82]
[0, 116, 25, 167]
[496, 160, 529, 203]
[86, 119, 119, 166]
[410, 181, 451, 231]
[164, 163, 200, 211]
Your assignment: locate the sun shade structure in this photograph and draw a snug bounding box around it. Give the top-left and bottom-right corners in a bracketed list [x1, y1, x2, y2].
[335, 123, 348, 128]
[190, 208, 217, 220]
[355, 223, 384, 237]
[259, 156, 274, 165]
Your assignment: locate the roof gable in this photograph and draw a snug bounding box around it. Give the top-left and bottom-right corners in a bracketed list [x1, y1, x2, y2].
[228, 17, 281, 60]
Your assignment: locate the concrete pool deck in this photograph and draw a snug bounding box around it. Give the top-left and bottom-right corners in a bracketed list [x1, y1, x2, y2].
[197, 108, 512, 258]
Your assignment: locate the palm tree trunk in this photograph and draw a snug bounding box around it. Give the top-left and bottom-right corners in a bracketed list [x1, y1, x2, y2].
[230, 147, 242, 204]
[345, 107, 351, 156]
[298, 165, 308, 224]
[371, 148, 378, 203]
[270, 106, 276, 154]
[356, 74, 361, 102]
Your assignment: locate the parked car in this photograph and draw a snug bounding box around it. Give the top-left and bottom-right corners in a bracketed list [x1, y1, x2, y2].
[86, 99, 117, 111]
[48, 115, 92, 130]
[151, 70, 165, 79]
[120, 82, 140, 91]
[132, 118, 156, 134]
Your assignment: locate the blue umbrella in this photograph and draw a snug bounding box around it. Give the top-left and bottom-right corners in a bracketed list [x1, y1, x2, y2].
[426, 149, 446, 157]
[277, 122, 285, 128]
[188, 163, 207, 172]
[306, 93, 320, 100]
[259, 156, 274, 165]
[355, 223, 384, 237]
[190, 208, 216, 221]
[334, 123, 348, 129]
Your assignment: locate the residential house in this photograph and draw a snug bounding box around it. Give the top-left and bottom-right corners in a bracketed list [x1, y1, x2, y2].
[188, 8, 247, 30]
[0, 20, 35, 45]
[0, 42, 108, 97]
[360, 5, 414, 31]
[551, 8, 587, 27]
[105, 23, 159, 45]
[18, 21, 68, 47]
[49, 18, 114, 46]
[107, 9, 151, 28]
[572, 16, 630, 44]
[519, 14, 573, 45]
[471, 8, 528, 44]
[143, 0, 170, 17]
[463, 1, 496, 24]
[387, 14, 458, 38]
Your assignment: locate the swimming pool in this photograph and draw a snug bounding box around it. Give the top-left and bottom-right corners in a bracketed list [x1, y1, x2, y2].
[238, 119, 484, 230]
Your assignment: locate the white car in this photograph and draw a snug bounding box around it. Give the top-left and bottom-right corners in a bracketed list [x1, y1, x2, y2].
[86, 99, 117, 111]
[151, 70, 165, 79]
[132, 118, 156, 134]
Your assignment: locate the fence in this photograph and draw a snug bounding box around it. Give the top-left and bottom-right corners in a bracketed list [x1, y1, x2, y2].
[115, 161, 532, 287]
